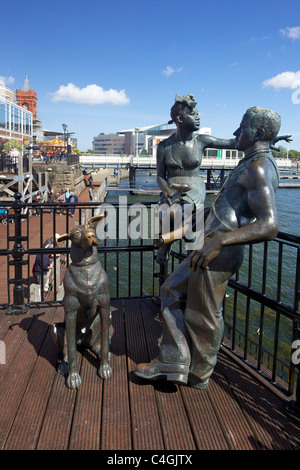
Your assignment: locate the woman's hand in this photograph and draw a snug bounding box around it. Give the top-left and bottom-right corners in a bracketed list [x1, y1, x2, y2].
[270, 134, 292, 151]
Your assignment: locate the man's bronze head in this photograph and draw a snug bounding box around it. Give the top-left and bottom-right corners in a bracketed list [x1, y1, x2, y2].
[234, 106, 281, 150]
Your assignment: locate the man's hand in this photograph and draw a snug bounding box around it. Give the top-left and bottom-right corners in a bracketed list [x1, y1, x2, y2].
[190, 236, 222, 271]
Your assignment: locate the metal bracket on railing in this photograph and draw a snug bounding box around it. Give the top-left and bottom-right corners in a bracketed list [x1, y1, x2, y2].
[6, 193, 29, 315]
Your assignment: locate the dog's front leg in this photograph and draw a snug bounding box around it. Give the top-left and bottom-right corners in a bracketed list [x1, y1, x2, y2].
[65, 309, 82, 389]
[98, 305, 112, 380]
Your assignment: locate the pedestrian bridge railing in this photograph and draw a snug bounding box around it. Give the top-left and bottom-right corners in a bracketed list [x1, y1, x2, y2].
[79, 153, 292, 169]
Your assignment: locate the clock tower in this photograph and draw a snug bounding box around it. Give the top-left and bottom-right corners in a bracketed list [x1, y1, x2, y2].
[16, 74, 37, 119]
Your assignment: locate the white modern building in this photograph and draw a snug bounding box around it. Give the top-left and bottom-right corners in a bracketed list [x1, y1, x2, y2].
[93, 133, 127, 154]
[93, 123, 176, 156]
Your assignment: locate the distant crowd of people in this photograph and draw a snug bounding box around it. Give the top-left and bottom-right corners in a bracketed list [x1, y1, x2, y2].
[32, 187, 79, 217]
[34, 150, 67, 163]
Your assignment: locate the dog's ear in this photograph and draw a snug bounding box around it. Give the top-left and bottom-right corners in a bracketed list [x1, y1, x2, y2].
[88, 214, 105, 225]
[56, 234, 69, 243]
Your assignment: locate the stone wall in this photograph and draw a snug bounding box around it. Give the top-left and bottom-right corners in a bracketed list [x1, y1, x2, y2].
[33, 163, 91, 195]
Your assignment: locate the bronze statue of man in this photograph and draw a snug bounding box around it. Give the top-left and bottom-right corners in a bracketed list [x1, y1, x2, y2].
[136, 106, 283, 389]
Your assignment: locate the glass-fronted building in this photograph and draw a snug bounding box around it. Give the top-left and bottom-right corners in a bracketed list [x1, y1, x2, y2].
[0, 84, 33, 145]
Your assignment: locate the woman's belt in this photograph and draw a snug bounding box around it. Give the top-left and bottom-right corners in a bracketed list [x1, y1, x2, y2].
[167, 169, 201, 177]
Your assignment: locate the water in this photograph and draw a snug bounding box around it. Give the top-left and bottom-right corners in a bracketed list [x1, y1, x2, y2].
[105, 172, 300, 235]
[100, 173, 300, 373]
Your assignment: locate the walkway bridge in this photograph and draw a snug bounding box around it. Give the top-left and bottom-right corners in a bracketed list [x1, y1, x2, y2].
[81, 154, 296, 191]
[79, 153, 292, 170]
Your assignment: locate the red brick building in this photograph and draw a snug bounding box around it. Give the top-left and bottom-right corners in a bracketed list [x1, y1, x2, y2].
[16, 74, 37, 120]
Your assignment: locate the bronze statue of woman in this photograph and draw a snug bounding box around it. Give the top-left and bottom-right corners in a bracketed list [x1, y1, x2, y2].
[156, 93, 236, 264]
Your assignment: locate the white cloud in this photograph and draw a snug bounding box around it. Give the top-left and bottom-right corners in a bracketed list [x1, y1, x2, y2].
[0, 75, 15, 86]
[51, 83, 130, 105]
[162, 66, 183, 77]
[280, 26, 300, 40]
[262, 71, 300, 90]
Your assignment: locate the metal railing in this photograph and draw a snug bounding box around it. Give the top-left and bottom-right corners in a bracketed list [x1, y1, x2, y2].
[0, 193, 299, 414]
[0, 194, 160, 307]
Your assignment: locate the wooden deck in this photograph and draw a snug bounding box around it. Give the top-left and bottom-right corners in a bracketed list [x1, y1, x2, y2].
[0, 297, 299, 451]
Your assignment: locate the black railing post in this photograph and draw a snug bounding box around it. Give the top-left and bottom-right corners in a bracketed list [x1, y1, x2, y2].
[7, 193, 29, 315]
[129, 165, 136, 189]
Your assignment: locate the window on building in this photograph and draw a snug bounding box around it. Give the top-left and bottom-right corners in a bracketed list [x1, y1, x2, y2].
[207, 149, 218, 158]
[24, 113, 31, 135]
[0, 103, 5, 129]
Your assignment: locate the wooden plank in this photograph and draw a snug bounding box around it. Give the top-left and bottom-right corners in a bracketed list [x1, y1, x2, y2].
[68, 351, 104, 450]
[0, 306, 58, 449]
[180, 385, 230, 450]
[0, 311, 35, 386]
[219, 349, 297, 450]
[138, 298, 197, 450]
[124, 298, 164, 450]
[3, 307, 64, 450]
[206, 366, 259, 450]
[36, 354, 82, 450]
[100, 300, 132, 450]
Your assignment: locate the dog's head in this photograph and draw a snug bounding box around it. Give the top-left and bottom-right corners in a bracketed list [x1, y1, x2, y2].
[57, 215, 105, 251]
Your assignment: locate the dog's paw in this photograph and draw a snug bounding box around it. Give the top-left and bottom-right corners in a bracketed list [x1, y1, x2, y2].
[98, 362, 112, 380]
[66, 370, 82, 389]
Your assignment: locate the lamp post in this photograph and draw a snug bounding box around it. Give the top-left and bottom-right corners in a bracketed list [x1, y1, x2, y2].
[62, 123, 67, 157]
[135, 127, 139, 158]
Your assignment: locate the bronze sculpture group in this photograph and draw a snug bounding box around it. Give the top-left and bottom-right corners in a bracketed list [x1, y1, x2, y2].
[53, 92, 291, 391]
[136, 96, 290, 389]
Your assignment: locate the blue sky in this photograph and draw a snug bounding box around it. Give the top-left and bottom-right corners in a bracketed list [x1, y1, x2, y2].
[1, 0, 300, 151]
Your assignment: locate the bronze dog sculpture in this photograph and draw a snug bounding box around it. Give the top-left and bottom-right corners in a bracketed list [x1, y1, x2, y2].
[52, 215, 112, 389]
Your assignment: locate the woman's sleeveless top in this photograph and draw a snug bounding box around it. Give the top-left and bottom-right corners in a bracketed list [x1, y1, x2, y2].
[164, 136, 206, 209]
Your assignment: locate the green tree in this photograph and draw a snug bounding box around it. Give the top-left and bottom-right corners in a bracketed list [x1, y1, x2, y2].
[3, 139, 24, 153]
[289, 149, 300, 160]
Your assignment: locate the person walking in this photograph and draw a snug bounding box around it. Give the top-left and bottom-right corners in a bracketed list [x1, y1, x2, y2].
[33, 252, 53, 293]
[57, 190, 65, 215]
[69, 192, 78, 217]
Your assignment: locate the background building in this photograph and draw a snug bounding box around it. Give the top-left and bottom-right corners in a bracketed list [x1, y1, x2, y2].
[0, 81, 33, 146]
[16, 74, 37, 119]
[93, 133, 126, 154]
[93, 123, 176, 157]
